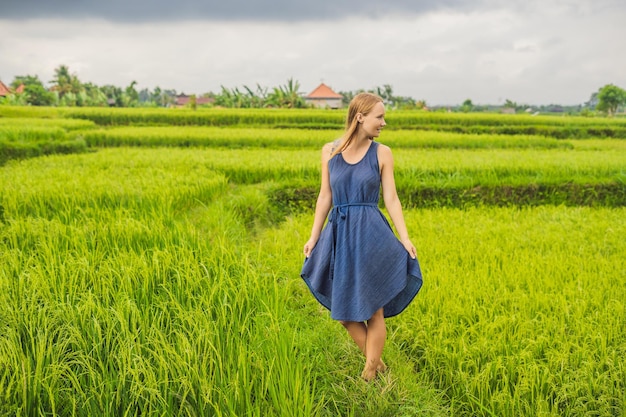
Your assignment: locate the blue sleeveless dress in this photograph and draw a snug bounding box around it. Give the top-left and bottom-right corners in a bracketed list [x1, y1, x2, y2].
[301, 141, 423, 322]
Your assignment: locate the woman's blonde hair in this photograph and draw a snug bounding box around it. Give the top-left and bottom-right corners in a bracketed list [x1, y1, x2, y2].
[331, 92, 384, 157]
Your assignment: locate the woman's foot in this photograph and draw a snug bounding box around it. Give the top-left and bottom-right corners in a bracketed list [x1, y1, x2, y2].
[361, 358, 386, 382]
[361, 365, 377, 382]
[377, 359, 388, 373]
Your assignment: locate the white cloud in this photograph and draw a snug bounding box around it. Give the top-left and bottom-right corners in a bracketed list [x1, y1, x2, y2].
[1, 3, 625, 105]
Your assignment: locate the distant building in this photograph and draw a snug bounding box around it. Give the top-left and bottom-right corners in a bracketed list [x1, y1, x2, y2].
[174, 94, 215, 107]
[0, 81, 17, 96]
[305, 83, 344, 109]
[0, 81, 25, 96]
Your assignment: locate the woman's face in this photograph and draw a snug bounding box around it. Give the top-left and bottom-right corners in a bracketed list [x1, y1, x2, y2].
[358, 102, 386, 139]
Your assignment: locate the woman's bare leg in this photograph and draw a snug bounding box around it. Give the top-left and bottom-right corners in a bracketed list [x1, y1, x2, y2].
[340, 321, 367, 354]
[340, 308, 387, 381]
[361, 308, 386, 381]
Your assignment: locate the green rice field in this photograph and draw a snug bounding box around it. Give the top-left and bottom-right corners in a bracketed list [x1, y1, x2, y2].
[0, 106, 624, 416]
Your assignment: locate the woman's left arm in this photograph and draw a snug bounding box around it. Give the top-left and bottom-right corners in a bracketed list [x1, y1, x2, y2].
[379, 144, 417, 259]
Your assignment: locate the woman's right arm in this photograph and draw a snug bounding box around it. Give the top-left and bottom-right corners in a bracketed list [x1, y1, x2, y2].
[303, 143, 333, 257]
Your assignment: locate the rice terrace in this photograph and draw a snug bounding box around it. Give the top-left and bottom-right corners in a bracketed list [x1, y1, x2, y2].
[0, 105, 625, 416]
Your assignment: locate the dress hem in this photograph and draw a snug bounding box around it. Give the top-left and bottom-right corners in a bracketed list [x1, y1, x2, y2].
[301, 271, 423, 322]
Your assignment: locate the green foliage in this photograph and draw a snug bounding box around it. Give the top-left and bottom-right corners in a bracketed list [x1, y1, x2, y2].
[0, 105, 61, 118]
[75, 126, 572, 150]
[101, 84, 124, 107]
[215, 84, 267, 108]
[10, 75, 55, 106]
[50, 64, 83, 100]
[48, 107, 626, 138]
[211, 78, 306, 109]
[266, 78, 307, 108]
[123, 80, 140, 107]
[503, 99, 517, 109]
[0, 93, 28, 106]
[340, 84, 418, 110]
[0, 118, 95, 165]
[460, 98, 474, 113]
[0, 137, 88, 165]
[0, 151, 347, 416]
[395, 207, 626, 416]
[596, 83, 626, 116]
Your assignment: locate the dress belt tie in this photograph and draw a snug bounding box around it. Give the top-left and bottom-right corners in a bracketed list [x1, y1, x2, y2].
[329, 202, 378, 221]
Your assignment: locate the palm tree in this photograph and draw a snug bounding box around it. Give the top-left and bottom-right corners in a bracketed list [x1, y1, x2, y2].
[51, 65, 83, 99]
[267, 78, 305, 108]
[123, 81, 139, 107]
[101, 85, 123, 107]
[377, 84, 394, 104]
[243, 84, 267, 108]
[151, 86, 164, 106]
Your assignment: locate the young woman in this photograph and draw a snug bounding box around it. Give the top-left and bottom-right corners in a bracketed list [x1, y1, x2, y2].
[301, 92, 423, 381]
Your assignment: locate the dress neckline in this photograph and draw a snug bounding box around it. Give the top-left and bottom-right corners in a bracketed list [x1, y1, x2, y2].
[340, 141, 375, 166]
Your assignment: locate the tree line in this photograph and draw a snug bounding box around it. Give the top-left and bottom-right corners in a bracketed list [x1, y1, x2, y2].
[1, 65, 625, 115]
[1, 66, 162, 108]
[0, 65, 419, 110]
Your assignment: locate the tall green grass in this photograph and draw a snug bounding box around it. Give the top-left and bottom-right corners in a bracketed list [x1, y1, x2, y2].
[396, 207, 626, 416]
[77, 126, 572, 150]
[1, 105, 625, 416]
[0, 118, 94, 165]
[93, 147, 618, 187]
[2, 105, 624, 167]
[0, 118, 95, 131]
[101, 147, 622, 208]
[4, 105, 622, 137]
[0, 106, 61, 119]
[0, 151, 329, 416]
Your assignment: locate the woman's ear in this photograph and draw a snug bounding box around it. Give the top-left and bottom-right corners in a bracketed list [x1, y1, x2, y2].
[356, 113, 363, 123]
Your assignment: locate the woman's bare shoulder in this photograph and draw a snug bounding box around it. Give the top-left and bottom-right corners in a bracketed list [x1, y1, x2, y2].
[376, 142, 393, 159]
[322, 141, 335, 152]
[322, 139, 341, 159]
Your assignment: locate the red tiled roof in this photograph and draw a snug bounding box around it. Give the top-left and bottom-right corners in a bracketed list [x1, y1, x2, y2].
[0, 81, 25, 96]
[175, 95, 215, 106]
[0, 81, 11, 96]
[306, 83, 343, 99]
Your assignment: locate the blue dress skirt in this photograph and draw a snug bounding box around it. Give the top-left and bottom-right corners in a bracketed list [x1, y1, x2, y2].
[301, 141, 423, 322]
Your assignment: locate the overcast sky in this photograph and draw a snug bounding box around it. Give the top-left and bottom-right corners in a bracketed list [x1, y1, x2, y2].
[1, 0, 624, 105]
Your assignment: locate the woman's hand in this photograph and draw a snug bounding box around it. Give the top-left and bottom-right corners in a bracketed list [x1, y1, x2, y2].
[303, 238, 318, 258]
[401, 238, 417, 259]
